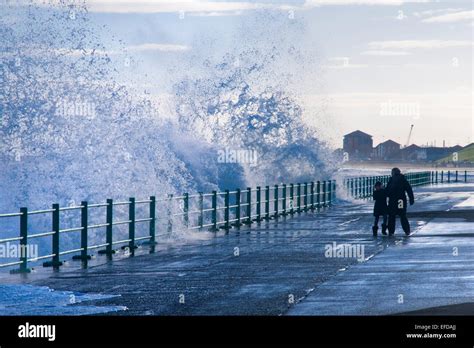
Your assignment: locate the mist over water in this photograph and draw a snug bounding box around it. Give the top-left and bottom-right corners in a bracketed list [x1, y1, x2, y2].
[0, 1, 336, 249]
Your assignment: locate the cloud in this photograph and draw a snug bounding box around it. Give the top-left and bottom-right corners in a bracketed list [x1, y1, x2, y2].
[305, 0, 432, 5]
[83, 1, 266, 14]
[188, 10, 244, 17]
[413, 8, 464, 18]
[361, 50, 411, 56]
[25, 0, 433, 14]
[368, 40, 473, 50]
[422, 10, 474, 23]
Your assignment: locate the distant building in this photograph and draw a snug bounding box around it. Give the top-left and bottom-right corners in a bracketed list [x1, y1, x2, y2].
[373, 140, 400, 160]
[341, 130, 467, 164]
[400, 144, 427, 161]
[343, 130, 373, 159]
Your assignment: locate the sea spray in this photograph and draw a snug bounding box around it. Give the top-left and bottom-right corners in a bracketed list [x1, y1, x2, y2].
[0, 1, 335, 255]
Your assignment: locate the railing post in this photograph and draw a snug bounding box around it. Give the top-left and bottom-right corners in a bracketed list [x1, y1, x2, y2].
[465, 170, 467, 183]
[289, 184, 294, 215]
[11, 207, 30, 274]
[183, 193, 189, 228]
[224, 190, 230, 229]
[101, 199, 114, 257]
[106, 199, 114, 256]
[20, 207, 30, 272]
[304, 183, 308, 211]
[328, 181, 332, 205]
[455, 170, 458, 183]
[316, 181, 321, 210]
[310, 182, 315, 211]
[333, 180, 337, 201]
[167, 194, 173, 235]
[211, 191, 218, 231]
[297, 183, 301, 213]
[246, 187, 252, 225]
[326, 181, 330, 204]
[441, 170, 444, 183]
[198, 192, 204, 229]
[274, 184, 279, 219]
[282, 184, 287, 215]
[265, 186, 270, 220]
[448, 170, 451, 183]
[53, 204, 61, 267]
[322, 181, 327, 206]
[44, 204, 62, 268]
[234, 189, 241, 227]
[435, 171, 438, 184]
[149, 196, 156, 245]
[129, 197, 136, 255]
[73, 201, 91, 263]
[256, 186, 261, 222]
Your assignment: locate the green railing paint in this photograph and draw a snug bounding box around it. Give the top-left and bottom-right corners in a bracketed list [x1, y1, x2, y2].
[129, 197, 136, 255]
[149, 196, 156, 246]
[256, 186, 261, 222]
[211, 191, 218, 231]
[265, 186, 270, 220]
[246, 188, 252, 225]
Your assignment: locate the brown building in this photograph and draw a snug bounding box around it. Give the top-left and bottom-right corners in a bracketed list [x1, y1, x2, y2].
[374, 140, 401, 160]
[343, 130, 373, 159]
[400, 144, 426, 161]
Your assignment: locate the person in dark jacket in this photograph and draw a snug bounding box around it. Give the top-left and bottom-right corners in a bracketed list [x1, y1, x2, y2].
[372, 181, 388, 236]
[385, 167, 414, 235]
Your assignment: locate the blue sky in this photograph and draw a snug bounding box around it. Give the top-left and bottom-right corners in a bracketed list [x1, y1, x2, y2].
[25, 0, 474, 147]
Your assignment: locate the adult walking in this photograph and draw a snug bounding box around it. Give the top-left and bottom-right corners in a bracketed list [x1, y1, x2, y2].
[386, 167, 414, 235]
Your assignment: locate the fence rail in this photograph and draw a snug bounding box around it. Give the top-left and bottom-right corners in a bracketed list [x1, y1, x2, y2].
[344, 170, 471, 199]
[2, 169, 471, 273]
[0, 179, 337, 273]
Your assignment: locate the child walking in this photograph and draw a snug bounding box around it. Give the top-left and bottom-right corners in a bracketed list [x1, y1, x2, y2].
[372, 181, 388, 236]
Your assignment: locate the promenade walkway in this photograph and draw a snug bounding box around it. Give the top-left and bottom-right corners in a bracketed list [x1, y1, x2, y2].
[6, 183, 473, 315]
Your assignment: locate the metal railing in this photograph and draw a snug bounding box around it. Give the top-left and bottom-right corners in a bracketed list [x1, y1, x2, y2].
[430, 169, 471, 185]
[3, 170, 470, 273]
[0, 179, 336, 273]
[344, 170, 471, 199]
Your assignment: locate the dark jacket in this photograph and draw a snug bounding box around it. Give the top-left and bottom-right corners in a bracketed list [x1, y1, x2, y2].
[386, 174, 414, 214]
[373, 189, 388, 216]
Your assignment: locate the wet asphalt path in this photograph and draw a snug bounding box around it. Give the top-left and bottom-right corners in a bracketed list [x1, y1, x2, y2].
[10, 183, 473, 315]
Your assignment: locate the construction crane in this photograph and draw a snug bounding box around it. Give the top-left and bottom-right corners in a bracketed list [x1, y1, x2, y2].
[405, 124, 414, 147]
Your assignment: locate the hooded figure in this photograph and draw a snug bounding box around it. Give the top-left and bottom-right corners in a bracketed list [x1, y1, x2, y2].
[372, 181, 388, 236]
[385, 167, 414, 235]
